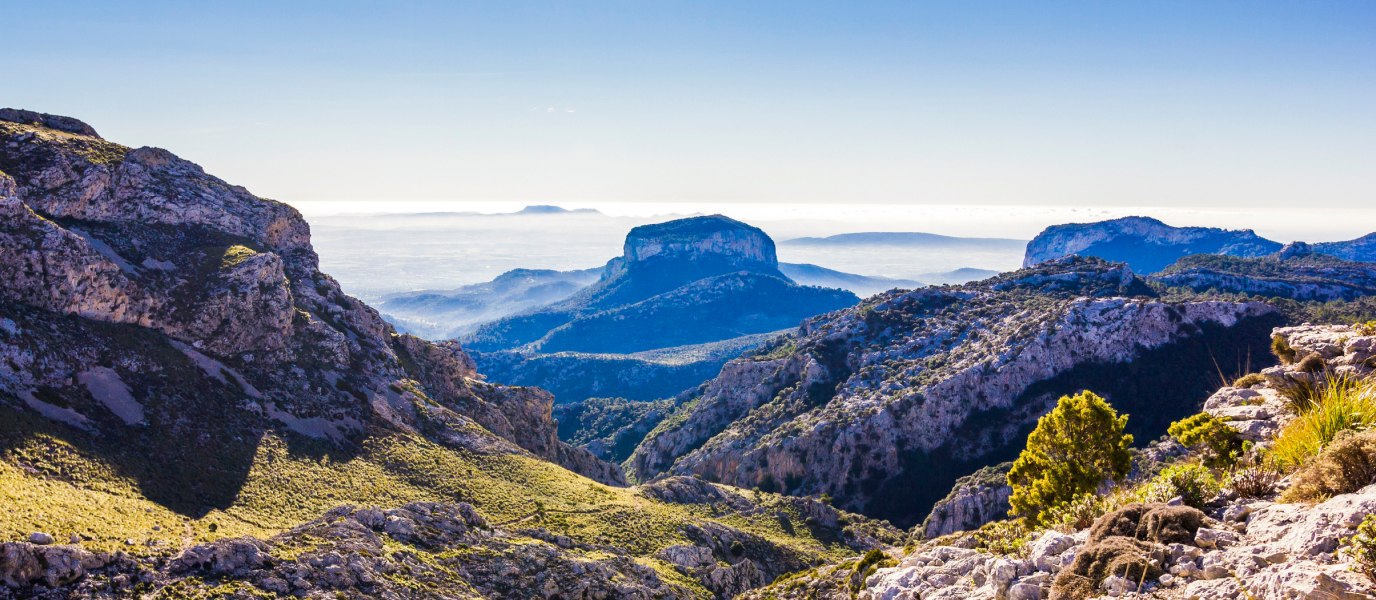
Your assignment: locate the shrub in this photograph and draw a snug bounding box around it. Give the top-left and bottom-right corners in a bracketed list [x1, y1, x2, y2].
[1232, 373, 1266, 388]
[1357, 321, 1376, 337]
[850, 549, 894, 592]
[1271, 335, 1297, 365]
[730, 540, 745, 556]
[973, 519, 1029, 557]
[1282, 429, 1376, 503]
[1139, 464, 1220, 508]
[1343, 514, 1376, 583]
[1168, 413, 1242, 468]
[1045, 493, 1106, 533]
[1273, 379, 1376, 470]
[1227, 465, 1280, 499]
[1008, 391, 1133, 526]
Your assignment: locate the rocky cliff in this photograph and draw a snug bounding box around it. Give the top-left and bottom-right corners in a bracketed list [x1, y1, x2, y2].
[622, 215, 780, 273]
[740, 323, 1376, 600]
[0, 110, 909, 600]
[0, 110, 621, 488]
[919, 463, 1014, 540]
[461, 215, 857, 357]
[1023, 216, 1282, 274]
[629, 256, 1283, 526]
[1150, 242, 1376, 301]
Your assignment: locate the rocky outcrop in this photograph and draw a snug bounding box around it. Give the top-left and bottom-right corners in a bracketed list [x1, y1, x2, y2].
[1023, 216, 1283, 274]
[623, 215, 779, 273]
[744, 324, 1376, 600]
[0, 112, 624, 491]
[0, 108, 101, 137]
[742, 486, 1376, 600]
[920, 463, 1013, 540]
[631, 256, 1280, 526]
[462, 214, 857, 355]
[1150, 244, 1376, 302]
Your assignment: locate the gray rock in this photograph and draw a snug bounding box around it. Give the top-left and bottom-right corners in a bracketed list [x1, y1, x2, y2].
[1007, 582, 1042, 600]
[28, 532, 52, 545]
[1194, 527, 1239, 549]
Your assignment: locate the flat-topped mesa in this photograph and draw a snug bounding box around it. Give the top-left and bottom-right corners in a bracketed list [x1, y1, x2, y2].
[622, 214, 780, 274]
[1023, 216, 1281, 274]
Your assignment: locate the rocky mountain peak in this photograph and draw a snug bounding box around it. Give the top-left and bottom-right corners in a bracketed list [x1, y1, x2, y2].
[623, 214, 778, 271]
[1024, 216, 1282, 274]
[1274, 241, 1314, 260]
[0, 108, 101, 138]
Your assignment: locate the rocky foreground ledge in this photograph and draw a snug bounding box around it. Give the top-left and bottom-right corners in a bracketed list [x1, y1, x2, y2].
[743, 323, 1376, 600]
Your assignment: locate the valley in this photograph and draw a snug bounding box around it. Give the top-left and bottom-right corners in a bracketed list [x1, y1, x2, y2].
[2, 109, 1376, 600]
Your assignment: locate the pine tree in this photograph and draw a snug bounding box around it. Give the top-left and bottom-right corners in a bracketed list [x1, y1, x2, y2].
[1007, 390, 1133, 526]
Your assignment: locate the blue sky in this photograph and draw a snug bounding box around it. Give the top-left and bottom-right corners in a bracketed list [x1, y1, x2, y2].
[5, 1, 1374, 210]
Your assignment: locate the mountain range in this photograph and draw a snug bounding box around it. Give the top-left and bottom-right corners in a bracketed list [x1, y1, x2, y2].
[5, 109, 1376, 600]
[0, 110, 905, 599]
[1024, 215, 1375, 274]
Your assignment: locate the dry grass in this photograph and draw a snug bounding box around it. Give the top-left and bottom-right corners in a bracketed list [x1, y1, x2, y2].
[1282, 429, 1376, 503]
[1, 426, 857, 568]
[1273, 377, 1376, 470]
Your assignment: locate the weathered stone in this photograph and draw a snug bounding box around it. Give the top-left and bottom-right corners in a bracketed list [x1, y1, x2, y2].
[1194, 527, 1238, 549]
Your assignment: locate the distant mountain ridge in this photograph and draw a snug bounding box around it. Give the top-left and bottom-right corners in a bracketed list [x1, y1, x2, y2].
[783, 231, 1026, 249]
[1024, 216, 1376, 274]
[461, 215, 859, 355]
[778, 263, 921, 297]
[376, 267, 604, 339]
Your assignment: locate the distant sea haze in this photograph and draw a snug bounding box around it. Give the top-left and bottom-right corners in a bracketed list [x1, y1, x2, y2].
[288, 201, 1376, 244]
[300, 201, 1376, 299]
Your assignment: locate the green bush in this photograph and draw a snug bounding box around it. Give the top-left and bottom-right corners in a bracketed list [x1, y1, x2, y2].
[1232, 373, 1266, 388]
[973, 519, 1030, 557]
[1343, 514, 1376, 583]
[1140, 463, 1221, 508]
[1044, 492, 1107, 533]
[1168, 413, 1242, 468]
[1007, 391, 1133, 526]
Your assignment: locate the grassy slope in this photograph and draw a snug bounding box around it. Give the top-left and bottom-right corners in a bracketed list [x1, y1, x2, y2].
[0, 411, 861, 585]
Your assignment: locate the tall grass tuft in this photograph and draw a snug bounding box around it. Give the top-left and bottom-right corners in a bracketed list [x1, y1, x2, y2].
[1273, 377, 1376, 469]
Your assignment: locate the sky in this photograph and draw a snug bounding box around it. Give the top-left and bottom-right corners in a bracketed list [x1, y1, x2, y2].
[5, 1, 1375, 218]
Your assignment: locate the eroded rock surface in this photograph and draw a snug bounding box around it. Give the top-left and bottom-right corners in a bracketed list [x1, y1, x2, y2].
[0, 114, 624, 491]
[632, 257, 1279, 524]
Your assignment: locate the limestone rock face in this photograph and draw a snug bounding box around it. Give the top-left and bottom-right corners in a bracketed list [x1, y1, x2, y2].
[1149, 247, 1376, 302]
[920, 463, 1014, 540]
[0, 113, 623, 489]
[1023, 216, 1282, 274]
[623, 214, 779, 271]
[631, 256, 1278, 524]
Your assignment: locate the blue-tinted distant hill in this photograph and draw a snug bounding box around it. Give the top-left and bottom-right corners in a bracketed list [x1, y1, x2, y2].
[782, 231, 1026, 250]
[1024, 216, 1375, 274]
[778, 263, 921, 297]
[462, 215, 859, 354]
[376, 267, 605, 339]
